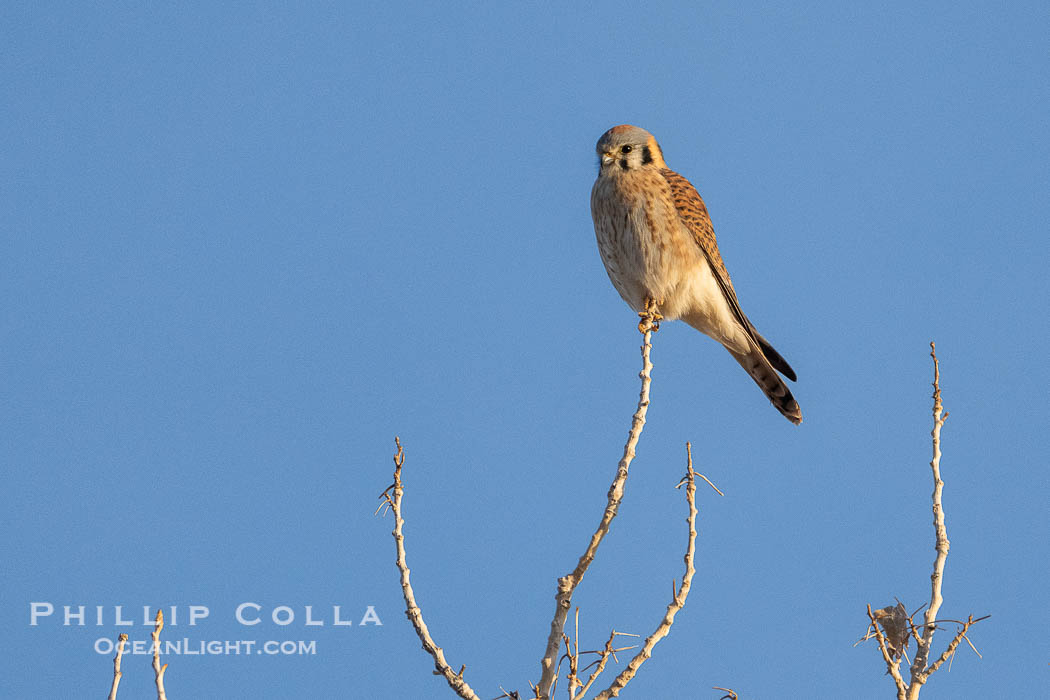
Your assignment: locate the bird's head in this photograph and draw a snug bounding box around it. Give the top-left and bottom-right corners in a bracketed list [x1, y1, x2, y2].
[595, 124, 666, 173]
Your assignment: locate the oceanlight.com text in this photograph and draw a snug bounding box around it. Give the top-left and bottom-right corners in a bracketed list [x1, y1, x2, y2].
[94, 638, 317, 656]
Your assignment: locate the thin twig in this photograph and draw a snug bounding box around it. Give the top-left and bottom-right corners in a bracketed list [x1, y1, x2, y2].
[960, 631, 982, 658]
[925, 615, 980, 674]
[677, 468, 723, 497]
[534, 309, 658, 698]
[384, 438, 481, 700]
[107, 633, 128, 700]
[593, 442, 700, 699]
[571, 631, 639, 697]
[575, 631, 615, 697]
[560, 635, 575, 699]
[151, 610, 168, 700]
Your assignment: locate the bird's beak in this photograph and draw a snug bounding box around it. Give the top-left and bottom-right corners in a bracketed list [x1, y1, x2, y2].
[600, 151, 615, 166]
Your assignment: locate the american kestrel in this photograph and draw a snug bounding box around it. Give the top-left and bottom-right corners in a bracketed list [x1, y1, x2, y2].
[590, 124, 802, 424]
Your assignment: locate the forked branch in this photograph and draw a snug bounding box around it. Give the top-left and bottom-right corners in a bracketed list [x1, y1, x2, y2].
[382, 303, 707, 698]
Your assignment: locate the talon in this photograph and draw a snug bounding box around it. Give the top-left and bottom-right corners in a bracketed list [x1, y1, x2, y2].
[637, 297, 663, 333]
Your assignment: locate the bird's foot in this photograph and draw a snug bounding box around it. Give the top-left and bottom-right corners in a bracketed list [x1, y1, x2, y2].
[638, 298, 663, 334]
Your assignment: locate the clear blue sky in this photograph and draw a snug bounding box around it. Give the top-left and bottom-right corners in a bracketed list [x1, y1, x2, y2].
[3, 2, 1048, 698]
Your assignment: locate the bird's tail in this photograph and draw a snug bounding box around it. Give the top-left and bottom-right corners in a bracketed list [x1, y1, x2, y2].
[728, 343, 803, 425]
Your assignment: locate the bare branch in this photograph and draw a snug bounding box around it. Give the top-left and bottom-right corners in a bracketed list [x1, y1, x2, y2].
[575, 631, 615, 698]
[383, 438, 481, 700]
[151, 610, 168, 700]
[534, 309, 658, 698]
[593, 442, 701, 699]
[908, 341, 951, 689]
[569, 630, 639, 698]
[107, 633, 128, 700]
[863, 344, 987, 698]
[561, 632, 580, 699]
[926, 615, 980, 675]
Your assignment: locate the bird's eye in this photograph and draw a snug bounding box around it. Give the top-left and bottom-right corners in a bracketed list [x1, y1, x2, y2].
[620, 145, 633, 154]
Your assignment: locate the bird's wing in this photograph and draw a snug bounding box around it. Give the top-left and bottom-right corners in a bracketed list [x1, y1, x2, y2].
[661, 167, 797, 381]
[661, 167, 751, 330]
